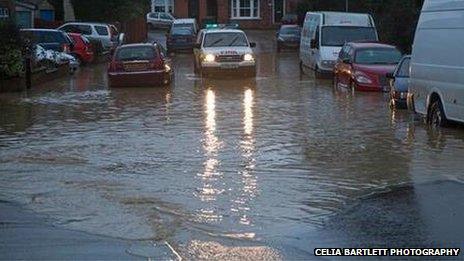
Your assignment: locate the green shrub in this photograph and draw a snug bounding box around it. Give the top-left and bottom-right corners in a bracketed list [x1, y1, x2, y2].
[0, 20, 24, 79]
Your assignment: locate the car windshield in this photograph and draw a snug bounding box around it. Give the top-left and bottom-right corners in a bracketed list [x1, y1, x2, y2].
[355, 48, 402, 65]
[280, 27, 301, 36]
[171, 28, 192, 36]
[203, 32, 248, 47]
[115, 46, 156, 61]
[321, 26, 377, 47]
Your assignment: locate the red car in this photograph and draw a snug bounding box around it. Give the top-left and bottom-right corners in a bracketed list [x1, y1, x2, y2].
[67, 33, 94, 64]
[108, 43, 172, 87]
[333, 42, 402, 92]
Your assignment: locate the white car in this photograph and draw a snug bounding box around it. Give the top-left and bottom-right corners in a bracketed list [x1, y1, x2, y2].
[409, 0, 464, 127]
[193, 29, 257, 77]
[58, 22, 120, 51]
[146, 12, 175, 29]
[172, 18, 198, 35]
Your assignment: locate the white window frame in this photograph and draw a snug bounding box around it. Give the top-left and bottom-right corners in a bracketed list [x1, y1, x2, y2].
[231, 0, 260, 19]
[0, 7, 10, 18]
[151, 0, 174, 14]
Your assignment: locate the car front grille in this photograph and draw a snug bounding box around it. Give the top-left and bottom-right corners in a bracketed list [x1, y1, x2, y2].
[216, 55, 242, 63]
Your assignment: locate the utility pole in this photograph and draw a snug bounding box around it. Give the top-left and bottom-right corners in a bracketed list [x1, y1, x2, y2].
[345, 0, 349, 12]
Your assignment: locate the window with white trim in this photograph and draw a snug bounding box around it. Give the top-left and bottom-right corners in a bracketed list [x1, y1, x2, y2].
[231, 0, 259, 19]
[152, 0, 173, 13]
[0, 8, 10, 19]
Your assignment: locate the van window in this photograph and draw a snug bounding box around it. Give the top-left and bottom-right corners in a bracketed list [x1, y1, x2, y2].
[321, 26, 377, 47]
[95, 26, 109, 36]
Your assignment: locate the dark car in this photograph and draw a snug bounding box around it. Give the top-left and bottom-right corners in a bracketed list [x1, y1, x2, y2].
[276, 25, 301, 52]
[387, 55, 411, 109]
[20, 29, 74, 53]
[334, 42, 402, 92]
[166, 27, 195, 53]
[107, 43, 172, 87]
[281, 14, 298, 25]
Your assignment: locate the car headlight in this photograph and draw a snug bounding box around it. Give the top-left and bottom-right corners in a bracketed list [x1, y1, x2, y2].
[355, 73, 373, 84]
[243, 53, 254, 62]
[321, 60, 335, 67]
[204, 54, 215, 63]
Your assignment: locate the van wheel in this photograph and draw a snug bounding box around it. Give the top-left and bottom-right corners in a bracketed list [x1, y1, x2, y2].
[428, 99, 448, 128]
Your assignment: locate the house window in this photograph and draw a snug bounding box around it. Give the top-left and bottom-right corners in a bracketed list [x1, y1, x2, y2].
[231, 0, 259, 19]
[0, 8, 10, 19]
[152, 0, 174, 13]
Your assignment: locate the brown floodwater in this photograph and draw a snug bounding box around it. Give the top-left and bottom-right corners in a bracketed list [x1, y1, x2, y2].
[1, 31, 463, 259]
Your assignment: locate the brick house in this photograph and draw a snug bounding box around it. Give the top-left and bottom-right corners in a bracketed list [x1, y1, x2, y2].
[151, 0, 300, 29]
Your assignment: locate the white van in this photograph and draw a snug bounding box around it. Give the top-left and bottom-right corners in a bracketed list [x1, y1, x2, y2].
[409, 0, 464, 127]
[299, 12, 378, 75]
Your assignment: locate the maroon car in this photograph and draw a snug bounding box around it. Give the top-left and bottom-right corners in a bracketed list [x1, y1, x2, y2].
[333, 42, 402, 92]
[108, 43, 172, 87]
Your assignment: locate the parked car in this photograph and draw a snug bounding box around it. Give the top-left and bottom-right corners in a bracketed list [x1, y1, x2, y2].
[193, 28, 256, 77]
[281, 14, 298, 25]
[20, 29, 74, 53]
[333, 42, 402, 92]
[146, 12, 175, 30]
[67, 33, 94, 64]
[107, 43, 172, 87]
[58, 22, 120, 51]
[166, 26, 195, 53]
[409, 0, 464, 127]
[35, 44, 79, 73]
[171, 18, 198, 35]
[300, 12, 378, 76]
[276, 25, 301, 52]
[387, 55, 411, 109]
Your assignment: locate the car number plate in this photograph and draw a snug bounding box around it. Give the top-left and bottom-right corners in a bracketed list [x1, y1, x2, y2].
[124, 63, 148, 72]
[221, 64, 239, 69]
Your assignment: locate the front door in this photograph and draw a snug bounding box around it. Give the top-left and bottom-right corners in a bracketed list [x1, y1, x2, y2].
[189, 0, 199, 20]
[274, 0, 284, 23]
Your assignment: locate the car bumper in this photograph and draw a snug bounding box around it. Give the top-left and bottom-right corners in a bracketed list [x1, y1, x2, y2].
[108, 70, 171, 87]
[201, 64, 256, 77]
[167, 42, 194, 51]
[355, 83, 389, 92]
[278, 41, 300, 48]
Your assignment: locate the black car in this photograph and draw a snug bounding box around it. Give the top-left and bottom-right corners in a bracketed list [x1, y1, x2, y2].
[166, 27, 195, 53]
[276, 25, 301, 52]
[20, 29, 74, 53]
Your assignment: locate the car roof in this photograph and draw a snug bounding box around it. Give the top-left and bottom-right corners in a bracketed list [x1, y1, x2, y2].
[280, 25, 300, 29]
[62, 22, 109, 26]
[174, 18, 196, 24]
[348, 42, 397, 49]
[21, 28, 63, 32]
[204, 29, 245, 34]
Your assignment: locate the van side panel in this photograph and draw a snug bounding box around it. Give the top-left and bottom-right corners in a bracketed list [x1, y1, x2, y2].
[300, 13, 322, 68]
[410, 7, 464, 121]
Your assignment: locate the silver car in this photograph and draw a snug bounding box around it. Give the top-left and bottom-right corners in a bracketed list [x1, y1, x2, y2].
[58, 22, 120, 51]
[146, 12, 175, 30]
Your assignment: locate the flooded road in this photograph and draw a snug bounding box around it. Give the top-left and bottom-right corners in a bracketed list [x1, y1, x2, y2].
[1, 31, 463, 259]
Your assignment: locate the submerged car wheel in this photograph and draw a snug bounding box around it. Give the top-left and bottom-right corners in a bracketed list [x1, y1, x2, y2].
[428, 99, 448, 128]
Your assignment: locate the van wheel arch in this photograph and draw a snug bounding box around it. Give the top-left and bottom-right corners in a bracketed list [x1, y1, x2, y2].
[427, 93, 448, 127]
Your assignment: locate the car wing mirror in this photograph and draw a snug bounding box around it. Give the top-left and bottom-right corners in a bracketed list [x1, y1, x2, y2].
[250, 42, 256, 48]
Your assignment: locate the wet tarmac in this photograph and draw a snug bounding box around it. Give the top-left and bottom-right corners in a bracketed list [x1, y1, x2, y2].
[1, 30, 463, 260]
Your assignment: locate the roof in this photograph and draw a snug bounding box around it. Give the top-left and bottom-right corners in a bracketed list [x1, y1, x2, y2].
[204, 29, 245, 34]
[118, 43, 155, 48]
[348, 42, 397, 49]
[61, 22, 110, 26]
[173, 18, 196, 24]
[20, 28, 62, 32]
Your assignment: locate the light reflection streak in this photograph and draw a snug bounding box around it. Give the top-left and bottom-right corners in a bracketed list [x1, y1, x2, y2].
[195, 89, 223, 223]
[235, 88, 257, 226]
